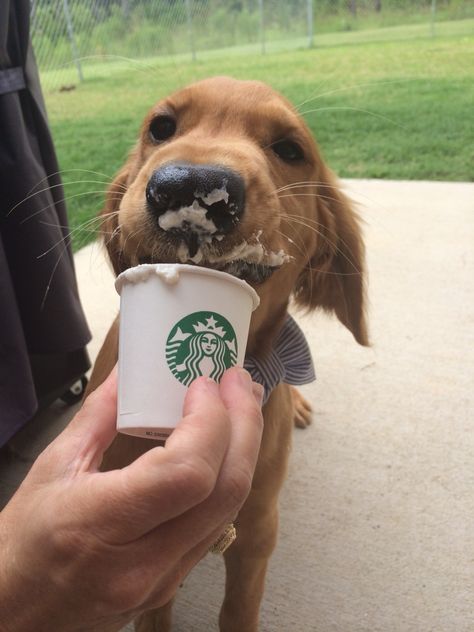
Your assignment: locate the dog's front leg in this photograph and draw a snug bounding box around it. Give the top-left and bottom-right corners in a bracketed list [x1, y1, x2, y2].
[219, 496, 279, 632]
[219, 385, 294, 632]
[134, 600, 173, 632]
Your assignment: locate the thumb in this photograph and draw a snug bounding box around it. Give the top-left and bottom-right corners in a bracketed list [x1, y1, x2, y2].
[49, 367, 118, 473]
[79, 376, 233, 543]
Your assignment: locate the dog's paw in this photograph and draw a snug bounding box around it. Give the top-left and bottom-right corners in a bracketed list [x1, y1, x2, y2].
[290, 386, 313, 429]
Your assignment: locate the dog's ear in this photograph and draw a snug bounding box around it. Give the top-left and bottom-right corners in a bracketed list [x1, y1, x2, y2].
[101, 163, 131, 276]
[293, 169, 369, 346]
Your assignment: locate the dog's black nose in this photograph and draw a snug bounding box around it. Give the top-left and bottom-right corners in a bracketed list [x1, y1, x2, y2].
[146, 163, 245, 236]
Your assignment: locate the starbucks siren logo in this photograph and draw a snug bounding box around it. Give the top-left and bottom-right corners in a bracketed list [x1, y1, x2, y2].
[166, 311, 238, 386]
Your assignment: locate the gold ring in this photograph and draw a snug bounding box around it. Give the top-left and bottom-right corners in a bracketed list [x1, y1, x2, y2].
[209, 523, 237, 554]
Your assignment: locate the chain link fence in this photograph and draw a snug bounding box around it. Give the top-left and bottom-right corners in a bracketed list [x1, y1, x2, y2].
[31, 0, 314, 89]
[30, 0, 473, 90]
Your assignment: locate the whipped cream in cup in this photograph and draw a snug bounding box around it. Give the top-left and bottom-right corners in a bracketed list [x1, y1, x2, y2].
[115, 263, 260, 440]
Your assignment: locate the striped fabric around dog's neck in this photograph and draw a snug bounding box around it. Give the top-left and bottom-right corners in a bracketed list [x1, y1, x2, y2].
[244, 314, 315, 405]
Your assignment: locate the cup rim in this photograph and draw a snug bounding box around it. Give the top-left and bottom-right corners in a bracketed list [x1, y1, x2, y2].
[115, 263, 260, 310]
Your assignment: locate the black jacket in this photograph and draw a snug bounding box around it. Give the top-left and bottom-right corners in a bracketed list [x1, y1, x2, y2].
[0, 0, 91, 446]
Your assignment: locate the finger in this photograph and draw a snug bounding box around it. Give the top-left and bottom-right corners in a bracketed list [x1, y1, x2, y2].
[133, 368, 264, 557]
[217, 368, 264, 493]
[138, 519, 232, 612]
[252, 381, 265, 408]
[36, 367, 118, 476]
[84, 376, 233, 543]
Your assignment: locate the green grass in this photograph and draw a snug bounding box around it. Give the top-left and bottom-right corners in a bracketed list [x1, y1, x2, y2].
[41, 19, 474, 251]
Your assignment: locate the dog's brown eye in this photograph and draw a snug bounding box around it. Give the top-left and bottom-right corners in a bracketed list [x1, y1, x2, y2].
[272, 140, 304, 162]
[149, 115, 176, 143]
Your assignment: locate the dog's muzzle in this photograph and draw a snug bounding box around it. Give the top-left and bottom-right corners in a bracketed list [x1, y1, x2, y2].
[146, 162, 245, 257]
[142, 162, 285, 285]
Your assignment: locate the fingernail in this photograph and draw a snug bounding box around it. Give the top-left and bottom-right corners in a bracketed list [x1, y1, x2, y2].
[237, 368, 253, 390]
[202, 377, 219, 395]
[237, 369, 264, 406]
[252, 382, 265, 407]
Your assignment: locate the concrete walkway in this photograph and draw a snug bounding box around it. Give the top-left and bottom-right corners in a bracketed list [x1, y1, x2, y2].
[1, 179, 473, 631]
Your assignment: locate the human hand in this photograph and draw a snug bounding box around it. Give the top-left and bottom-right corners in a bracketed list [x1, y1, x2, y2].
[0, 367, 264, 632]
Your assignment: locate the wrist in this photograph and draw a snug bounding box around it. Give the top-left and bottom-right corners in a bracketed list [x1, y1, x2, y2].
[0, 552, 39, 632]
[0, 506, 58, 632]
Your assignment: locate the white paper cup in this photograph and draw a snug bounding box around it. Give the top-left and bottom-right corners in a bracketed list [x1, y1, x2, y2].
[115, 264, 260, 440]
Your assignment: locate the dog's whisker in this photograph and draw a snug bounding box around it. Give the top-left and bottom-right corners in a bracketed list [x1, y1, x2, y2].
[286, 215, 361, 278]
[282, 215, 327, 250]
[279, 193, 330, 199]
[97, 211, 121, 220]
[104, 222, 123, 251]
[39, 235, 76, 310]
[279, 192, 354, 211]
[295, 78, 417, 111]
[284, 215, 361, 274]
[36, 215, 112, 258]
[292, 78, 332, 110]
[274, 226, 309, 264]
[118, 227, 139, 257]
[271, 182, 393, 232]
[71, 212, 121, 235]
[275, 185, 319, 194]
[132, 234, 147, 267]
[281, 189, 394, 237]
[38, 221, 107, 235]
[20, 190, 114, 225]
[15, 168, 118, 210]
[275, 180, 323, 192]
[299, 106, 407, 130]
[9, 180, 121, 218]
[283, 217, 325, 241]
[49, 167, 118, 184]
[286, 211, 359, 250]
[150, 240, 160, 264]
[300, 264, 361, 277]
[39, 212, 120, 240]
[274, 180, 354, 194]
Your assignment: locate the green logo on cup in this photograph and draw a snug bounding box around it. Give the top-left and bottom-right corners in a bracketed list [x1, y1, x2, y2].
[166, 311, 238, 385]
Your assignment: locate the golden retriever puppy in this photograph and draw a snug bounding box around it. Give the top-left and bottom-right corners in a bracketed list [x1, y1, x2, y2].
[87, 76, 368, 631]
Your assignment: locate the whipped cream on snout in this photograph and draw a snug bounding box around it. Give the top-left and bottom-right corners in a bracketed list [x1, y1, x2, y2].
[158, 200, 218, 234]
[176, 230, 292, 268]
[158, 187, 232, 235]
[196, 187, 229, 206]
